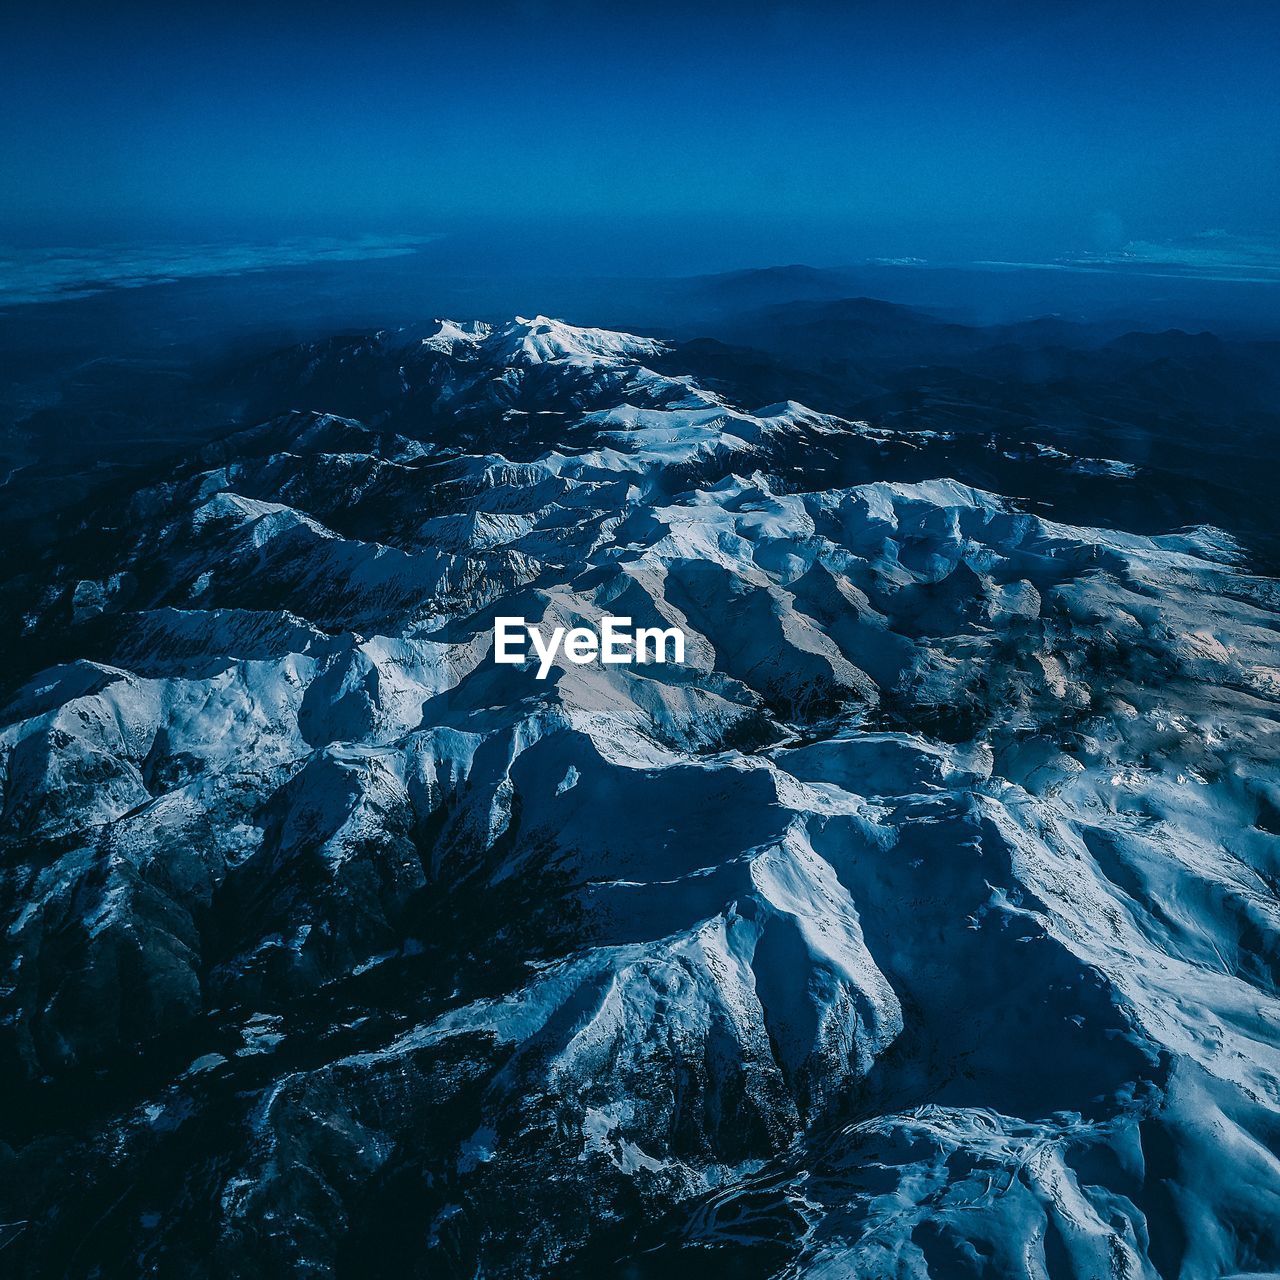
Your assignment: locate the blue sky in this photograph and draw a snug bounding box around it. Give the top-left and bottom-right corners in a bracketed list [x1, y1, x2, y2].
[3, 1, 1278, 274]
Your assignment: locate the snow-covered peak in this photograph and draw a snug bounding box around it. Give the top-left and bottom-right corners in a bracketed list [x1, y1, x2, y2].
[486, 315, 669, 366]
[420, 317, 492, 354]
[420, 315, 666, 367]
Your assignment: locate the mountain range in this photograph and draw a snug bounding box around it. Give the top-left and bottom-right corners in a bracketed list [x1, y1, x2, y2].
[2, 313, 1280, 1278]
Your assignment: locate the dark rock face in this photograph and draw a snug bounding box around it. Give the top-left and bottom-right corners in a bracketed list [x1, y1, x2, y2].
[2, 317, 1279, 1278]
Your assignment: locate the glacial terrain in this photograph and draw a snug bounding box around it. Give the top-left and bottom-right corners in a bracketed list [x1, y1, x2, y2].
[2, 314, 1280, 1278]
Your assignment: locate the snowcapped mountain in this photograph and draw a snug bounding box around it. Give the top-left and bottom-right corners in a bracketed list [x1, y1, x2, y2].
[2, 316, 1279, 1278]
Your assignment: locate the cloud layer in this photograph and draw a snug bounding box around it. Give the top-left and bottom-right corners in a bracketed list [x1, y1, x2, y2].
[0, 235, 439, 307]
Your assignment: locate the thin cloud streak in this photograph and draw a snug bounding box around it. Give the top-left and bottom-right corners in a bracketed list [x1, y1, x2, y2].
[0, 234, 442, 306]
